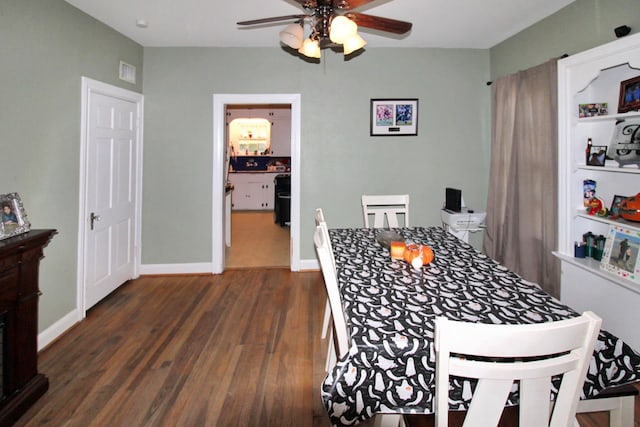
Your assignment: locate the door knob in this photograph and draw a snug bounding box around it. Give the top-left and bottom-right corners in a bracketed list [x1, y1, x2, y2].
[90, 212, 101, 230]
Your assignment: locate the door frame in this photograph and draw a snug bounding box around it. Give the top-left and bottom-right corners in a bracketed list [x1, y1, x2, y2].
[212, 94, 301, 273]
[76, 77, 144, 318]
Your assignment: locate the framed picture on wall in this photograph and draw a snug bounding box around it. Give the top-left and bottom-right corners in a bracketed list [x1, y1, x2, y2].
[370, 99, 418, 136]
[0, 193, 31, 240]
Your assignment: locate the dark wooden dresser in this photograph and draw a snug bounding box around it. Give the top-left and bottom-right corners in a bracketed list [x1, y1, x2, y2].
[0, 230, 55, 426]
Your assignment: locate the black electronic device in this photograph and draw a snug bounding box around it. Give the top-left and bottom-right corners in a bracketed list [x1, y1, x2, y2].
[445, 188, 462, 212]
[615, 25, 631, 38]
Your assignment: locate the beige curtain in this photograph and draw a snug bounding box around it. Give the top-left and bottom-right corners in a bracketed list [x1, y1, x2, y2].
[483, 59, 560, 298]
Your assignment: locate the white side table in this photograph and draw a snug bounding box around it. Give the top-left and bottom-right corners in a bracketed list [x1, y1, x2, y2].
[440, 209, 486, 243]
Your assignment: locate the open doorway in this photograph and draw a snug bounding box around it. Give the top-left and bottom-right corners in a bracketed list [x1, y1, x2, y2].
[211, 94, 301, 274]
[225, 104, 291, 268]
[225, 211, 290, 268]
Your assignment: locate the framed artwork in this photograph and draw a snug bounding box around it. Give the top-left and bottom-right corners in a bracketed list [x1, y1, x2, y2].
[0, 193, 30, 240]
[600, 224, 640, 283]
[617, 75, 640, 113]
[586, 145, 607, 166]
[578, 102, 608, 118]
[370, 99, 418, 136]
[610, 195, 629, 217]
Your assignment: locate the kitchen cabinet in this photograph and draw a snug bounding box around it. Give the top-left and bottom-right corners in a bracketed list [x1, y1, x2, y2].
[267, 109, 291, 156]
[228, 173, 278, 210]
[556, 32, 640, 350]
[226, 108, 291, 156]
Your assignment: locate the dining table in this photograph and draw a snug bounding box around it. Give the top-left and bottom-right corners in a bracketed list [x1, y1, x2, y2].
[321, 226, 640, 427]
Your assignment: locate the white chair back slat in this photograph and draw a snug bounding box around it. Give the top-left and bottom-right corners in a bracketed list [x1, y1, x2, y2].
[361, 194, 409, 228]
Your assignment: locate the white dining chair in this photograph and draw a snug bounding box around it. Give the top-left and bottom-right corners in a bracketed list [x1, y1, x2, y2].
[315, 225, 405, 427]
[315, 208, 331, 331]
[315, 208, 333, 340]
[434, 312, 602, 427]
[361, 194, 410, 228]
[314, 225, 350, 361]
[576, 385, 638, 427]
[315, 208, 336, 371]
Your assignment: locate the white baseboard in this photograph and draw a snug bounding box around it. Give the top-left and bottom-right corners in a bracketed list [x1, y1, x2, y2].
[38, 308, 81, 351]
[299, 259, 319, 271]
[141, 261, 318, 274]
[139, 262, 214, 275]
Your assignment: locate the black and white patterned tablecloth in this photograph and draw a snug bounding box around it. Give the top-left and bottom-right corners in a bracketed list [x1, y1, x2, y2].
[321, 226, 640, 427]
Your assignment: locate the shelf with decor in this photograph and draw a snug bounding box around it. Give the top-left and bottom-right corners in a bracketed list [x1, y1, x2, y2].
[575, 164, 640, 173]
[576, 111, 640, 123]
[557, 32, 640, 351]
[574, 212, 640, 228]
[553, 251, 640, 296]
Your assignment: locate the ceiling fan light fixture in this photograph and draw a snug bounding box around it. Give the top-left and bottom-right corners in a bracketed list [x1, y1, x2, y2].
[298, 38, 321, 58]
[279, 23, 304, 49]
[329, 15, 357, 44]
[343, 33, 367, 55]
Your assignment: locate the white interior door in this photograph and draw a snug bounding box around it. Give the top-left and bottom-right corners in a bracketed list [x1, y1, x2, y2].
[80, 78, 143, 311]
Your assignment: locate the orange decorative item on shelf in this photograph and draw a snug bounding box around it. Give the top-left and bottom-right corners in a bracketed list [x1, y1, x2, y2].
[403, 244, 435, 269]
[619, 193, 640, 222]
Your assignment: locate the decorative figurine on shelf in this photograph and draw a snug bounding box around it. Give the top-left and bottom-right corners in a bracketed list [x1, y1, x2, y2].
[583, 179, 596, 207]
[586, 197, 608, 216]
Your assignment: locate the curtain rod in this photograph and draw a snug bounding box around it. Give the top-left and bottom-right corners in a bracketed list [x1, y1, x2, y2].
[486, 54, 569, 86]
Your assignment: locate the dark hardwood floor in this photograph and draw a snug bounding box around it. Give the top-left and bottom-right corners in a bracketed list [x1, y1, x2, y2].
[16, 270, 639, 426]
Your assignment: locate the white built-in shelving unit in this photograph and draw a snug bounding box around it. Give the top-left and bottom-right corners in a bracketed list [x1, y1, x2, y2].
[556, 32, 640, 350]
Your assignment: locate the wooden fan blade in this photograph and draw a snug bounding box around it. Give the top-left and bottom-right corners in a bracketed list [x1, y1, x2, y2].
[347, 12, 412, 34]
[237, 15, 308, 25]
[333, 0, 376, 10]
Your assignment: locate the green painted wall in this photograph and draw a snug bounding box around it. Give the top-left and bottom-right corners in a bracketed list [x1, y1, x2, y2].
[141, 47, 492, 263]
[8, 0, 635, 335]
[0, 0, 142, 331]
[491, 0, 640, 79]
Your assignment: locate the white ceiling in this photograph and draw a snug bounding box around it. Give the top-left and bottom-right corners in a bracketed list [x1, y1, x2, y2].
[64, 0, 576, 49]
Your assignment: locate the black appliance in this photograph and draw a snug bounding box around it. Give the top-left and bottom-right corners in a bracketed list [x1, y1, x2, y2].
[274, 174, 291, 226]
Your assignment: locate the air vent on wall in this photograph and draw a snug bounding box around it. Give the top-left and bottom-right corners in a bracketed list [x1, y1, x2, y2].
[119, 61, 136, 84]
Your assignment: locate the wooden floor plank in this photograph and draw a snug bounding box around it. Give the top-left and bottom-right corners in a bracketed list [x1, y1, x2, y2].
[14, 270, 639, 427]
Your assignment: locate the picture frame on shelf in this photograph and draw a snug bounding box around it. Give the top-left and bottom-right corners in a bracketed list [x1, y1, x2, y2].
[578, 102, 608, 118]
[0, 192, 31, 240]
[600, 224, 640, 284]
[617, 75, 640, 113]
[586, 145, 607, 166]
[610, 195, 629, 218]
[370, 99, 418, 136]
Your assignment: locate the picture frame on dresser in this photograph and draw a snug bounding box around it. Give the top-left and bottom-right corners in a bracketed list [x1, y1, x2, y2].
[618, 75, 640, 113]
[600, 224, 640, 283]
[0, 192, 31, 240]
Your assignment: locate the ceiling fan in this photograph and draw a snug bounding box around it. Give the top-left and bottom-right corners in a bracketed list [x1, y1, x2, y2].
[237, 0, 412, 59]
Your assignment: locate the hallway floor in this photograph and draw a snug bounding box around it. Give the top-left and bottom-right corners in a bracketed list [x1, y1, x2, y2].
[225, 211, 290, 269]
